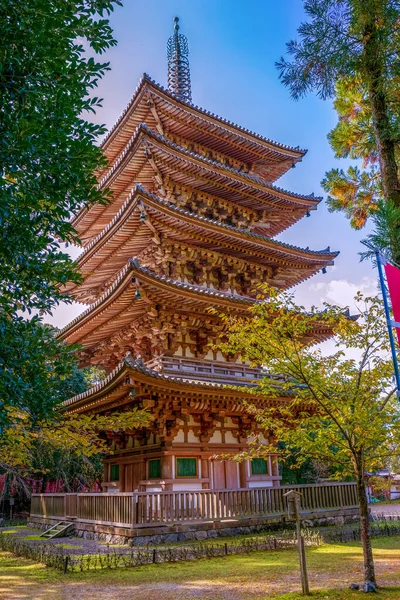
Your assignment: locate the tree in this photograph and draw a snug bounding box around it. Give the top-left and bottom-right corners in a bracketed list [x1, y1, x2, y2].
[0, 319, 80, 429]
[218, 288, 400, 587]
[277, 0, 400, 259]
[0, 1, 121, 424]
[0, 2, 151, 482]
[0, 356, 145, 500]
[0, 406, 150, 471]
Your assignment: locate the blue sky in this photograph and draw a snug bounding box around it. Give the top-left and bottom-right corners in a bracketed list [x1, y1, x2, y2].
[48, 0, 377, 329]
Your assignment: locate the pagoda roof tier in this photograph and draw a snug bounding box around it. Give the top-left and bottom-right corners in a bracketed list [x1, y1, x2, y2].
[64, 355, 289, 415]
[65, 186, 337, 302]
[73, 125, 320, 243]
[58, 259, 254, 349]
[59, 259, 335, 359]
[98, 74, 306, 183]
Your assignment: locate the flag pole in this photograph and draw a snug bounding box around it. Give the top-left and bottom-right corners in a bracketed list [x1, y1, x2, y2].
[375, 250, 400, 397]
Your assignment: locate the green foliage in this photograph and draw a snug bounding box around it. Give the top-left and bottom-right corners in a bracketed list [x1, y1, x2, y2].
[0, 405, 150, 470]
[322, 165, 380, 229]
[0, 0, 122, 317]
[277, 1, 400, 102]
[0, 1, 152, 481]
[30, 443, 104, 492]
[0, 1, 121, 435]
[361, 199, 400, 263]
[278, 0, 400, 258]
[328, 78, 378, 166]
[0, 318, 79, 428]
[219, 287, 400, 480]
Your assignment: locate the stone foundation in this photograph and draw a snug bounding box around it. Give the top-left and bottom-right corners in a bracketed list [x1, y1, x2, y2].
[29, 507, 359, 546]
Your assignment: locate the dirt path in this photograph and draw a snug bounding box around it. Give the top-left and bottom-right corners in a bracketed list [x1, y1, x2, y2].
[370, 502, 400, 517]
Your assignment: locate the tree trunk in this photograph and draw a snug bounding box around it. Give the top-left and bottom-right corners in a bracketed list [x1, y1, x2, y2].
[355, 463, 376, 585]
[361, 7, 400, 208]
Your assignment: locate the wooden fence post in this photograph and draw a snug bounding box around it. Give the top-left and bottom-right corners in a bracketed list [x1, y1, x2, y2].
[284, 490, 310, 596]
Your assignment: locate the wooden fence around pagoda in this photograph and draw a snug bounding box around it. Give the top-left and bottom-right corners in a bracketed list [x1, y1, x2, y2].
[30, 482, 358, 529]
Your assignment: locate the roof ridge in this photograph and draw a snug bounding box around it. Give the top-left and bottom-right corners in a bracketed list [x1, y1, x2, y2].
[59, 259, 255, 338]
[100, 73, 307, 157]
[74, 184, 337, 266]
[99, 122, 321, 204]
[64, 354, 286, 409]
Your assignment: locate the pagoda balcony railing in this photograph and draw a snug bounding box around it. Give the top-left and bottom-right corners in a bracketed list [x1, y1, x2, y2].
[145, 356, 272, 385]
[30, 482, 358, 529]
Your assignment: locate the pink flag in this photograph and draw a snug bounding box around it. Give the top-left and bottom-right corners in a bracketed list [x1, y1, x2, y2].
[384, 262, 400, 343]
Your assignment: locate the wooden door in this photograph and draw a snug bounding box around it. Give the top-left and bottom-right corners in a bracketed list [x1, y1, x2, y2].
[225, 461, 239, 489]
[213, 461, 226, 489]
[124, 464, 133, 492]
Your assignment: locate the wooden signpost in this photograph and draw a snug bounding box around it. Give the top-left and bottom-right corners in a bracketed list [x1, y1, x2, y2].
[284, 490, 310, 596]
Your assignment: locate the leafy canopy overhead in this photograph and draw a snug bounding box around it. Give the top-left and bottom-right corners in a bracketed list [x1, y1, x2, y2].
[0, 1, 121, 430]
[277, 0, 400, 260]
[0, 0, 122, 317]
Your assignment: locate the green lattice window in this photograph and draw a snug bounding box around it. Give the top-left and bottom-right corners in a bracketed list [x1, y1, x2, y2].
[176, 457, 197, 478]
[148, 459, 161, 479]
[110, 464, 120, 481]
[251, 458, 268, 475]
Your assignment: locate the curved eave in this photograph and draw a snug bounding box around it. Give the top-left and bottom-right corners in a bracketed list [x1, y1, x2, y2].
[58, 260, 254, 347]
[64, 356, 289, 414]
[99, 74, 306, 180]
[73, 125, 319, 242]
[66, 186, 337, 300]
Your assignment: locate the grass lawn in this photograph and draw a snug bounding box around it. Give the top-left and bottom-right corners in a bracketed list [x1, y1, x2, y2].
[1, 536, 400, 599]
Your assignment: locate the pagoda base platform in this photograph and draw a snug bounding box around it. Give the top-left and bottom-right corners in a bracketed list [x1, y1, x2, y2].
[30, 482, 359, 545]
[29, 508, 359, 546]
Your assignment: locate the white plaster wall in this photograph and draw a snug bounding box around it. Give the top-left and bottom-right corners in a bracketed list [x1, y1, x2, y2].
[173, 483, 203, 491]
[224, 431, 237, 444]
[248, 481, 273, 488]
[209, 430, 222, 444]
[187, 430, 198, 443]
[174, 430, 185, 443]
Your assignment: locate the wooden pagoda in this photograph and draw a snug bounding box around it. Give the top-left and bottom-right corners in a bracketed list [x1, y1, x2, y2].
[60, 19, 338, 494]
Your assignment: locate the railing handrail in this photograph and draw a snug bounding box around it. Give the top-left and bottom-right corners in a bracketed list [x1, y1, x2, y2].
[31, 481, 356, 498]
[31, 482, 359, 528]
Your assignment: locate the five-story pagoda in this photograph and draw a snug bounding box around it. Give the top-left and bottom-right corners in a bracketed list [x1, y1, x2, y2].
[60, 18, 338, 493]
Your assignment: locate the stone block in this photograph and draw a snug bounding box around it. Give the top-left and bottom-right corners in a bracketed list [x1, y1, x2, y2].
[133, 536, 151, 546]
[302, 520, 314, 527]
[207, 530, 218, 538]
[217, 528, 232, 537]
[194, 531, 207, 540]
[179, 531, 196, 541]
[349, 583, 360, 590]
[164, 533, 179, 543]
[149, 535, 163, 545]
[362, 581, 376, 593]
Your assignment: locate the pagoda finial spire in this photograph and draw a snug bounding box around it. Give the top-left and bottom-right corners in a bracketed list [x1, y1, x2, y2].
[167, 16, 192, 103]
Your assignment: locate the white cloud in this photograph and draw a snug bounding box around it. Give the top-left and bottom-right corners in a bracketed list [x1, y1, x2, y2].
[294, 277, 378, 312]
[44, 301, 86, 330]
